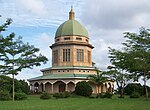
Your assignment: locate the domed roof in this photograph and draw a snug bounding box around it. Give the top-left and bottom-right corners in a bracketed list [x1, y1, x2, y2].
[55, 8, 88, 38]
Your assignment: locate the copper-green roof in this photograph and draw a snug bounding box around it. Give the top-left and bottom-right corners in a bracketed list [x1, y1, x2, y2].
[28, 74, 90, 81]
[55, 20, 88, 38]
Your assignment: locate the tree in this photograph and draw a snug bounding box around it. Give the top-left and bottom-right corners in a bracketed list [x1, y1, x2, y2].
[124, 83, 143, 95]
[106, 65, 130, 98]
[75, 81, 92, 97]
[0, 18, 48, 101]
[0, 75, 30, 94]
[88, 69, 107, 98]
[108, 27, 150, 100]
[123, 28, 150, 100]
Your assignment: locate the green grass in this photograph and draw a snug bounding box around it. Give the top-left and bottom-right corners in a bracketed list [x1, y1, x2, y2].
[0, 95, 150, 110]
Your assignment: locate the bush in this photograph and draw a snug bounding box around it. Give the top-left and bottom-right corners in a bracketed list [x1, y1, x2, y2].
[99, 93, 105, 98]
[0, 91, 11, 101]
[98, 92, 113, 98]
[75, 81, 92, 97]
[15, 93, 27, 100]
[40, 92, 51, 100]
[53, 91, 70, 99]
[124, 83, 142, 95]
[105, 92, 113, 98]
[63, 91, 70, 98]
[130, 92, 140, 98]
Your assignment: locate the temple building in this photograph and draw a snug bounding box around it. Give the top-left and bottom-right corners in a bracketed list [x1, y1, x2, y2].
[28, 8, 114, 94]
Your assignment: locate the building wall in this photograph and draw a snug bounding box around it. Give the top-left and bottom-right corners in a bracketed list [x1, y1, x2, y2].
[43, 69, 96, 75]
[52, 45, 92, 67]
[51, 35, 93, 67]
[30, 79, 114, 94]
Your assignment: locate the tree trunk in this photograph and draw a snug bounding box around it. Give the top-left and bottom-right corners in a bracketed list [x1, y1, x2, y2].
[12, 74, 14, 101]
[97, 85, 100, 98]
[120, 87, 124, 98]
[144, 74, 148, 101]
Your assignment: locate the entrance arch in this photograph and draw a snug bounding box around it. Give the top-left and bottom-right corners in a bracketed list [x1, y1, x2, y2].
[59, 83, 65, 92]
[34, 82, 39, 93]
[53, 81, 66, 93]
[68, 82, 75, 92]
[45, 82, 52, 93]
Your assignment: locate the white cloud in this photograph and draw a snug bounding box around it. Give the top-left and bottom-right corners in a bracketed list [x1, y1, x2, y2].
[32, 32, 53, 64]
[81, 0, 150, 30]
[78, 0, 150, 71]
[17, 0, 48, 16]
[0, 0, 84, 27]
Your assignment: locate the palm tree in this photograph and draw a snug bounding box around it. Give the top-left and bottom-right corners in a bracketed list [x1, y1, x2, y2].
[88, 69, 107, 98]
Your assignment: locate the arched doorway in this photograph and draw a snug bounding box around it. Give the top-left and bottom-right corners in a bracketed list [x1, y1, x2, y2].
[45, 82, 52, 93]
[88, 82, 96, 94]
[101, 84, 104, 93]
[68, 82, 75, 92]
[53, 81, 66, 93]
[59, 83, 65, 92]
[34, 82, 39, 93]
[39, 83, 44, 92]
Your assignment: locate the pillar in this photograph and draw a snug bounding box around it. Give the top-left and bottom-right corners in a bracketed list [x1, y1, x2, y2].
[51, 84, 53, 93]
[66, 84, 68, 91]
[96, 85, 98, 94]
[43, 83, 45, 92]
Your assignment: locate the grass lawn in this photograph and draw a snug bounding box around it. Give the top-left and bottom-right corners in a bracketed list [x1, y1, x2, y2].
[0, 95, 150, 110]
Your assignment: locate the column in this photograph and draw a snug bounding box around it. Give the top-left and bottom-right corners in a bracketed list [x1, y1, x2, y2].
[95, 85, 98, 94]
[51, 84, 53, 93]
[43, 84, 45, 92]
[66, 84, 68, 91]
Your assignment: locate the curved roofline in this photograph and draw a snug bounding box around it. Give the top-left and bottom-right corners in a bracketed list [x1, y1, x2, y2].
[50, 42, 94, 49]
[55, 35, 89, 38]
[55, 19, 88, 38]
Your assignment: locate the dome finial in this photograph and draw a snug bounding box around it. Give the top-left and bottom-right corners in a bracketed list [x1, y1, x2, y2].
[69, 6, 75, 20]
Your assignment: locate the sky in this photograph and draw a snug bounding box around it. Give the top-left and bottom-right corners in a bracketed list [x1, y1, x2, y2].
[0, 0, 150, 84]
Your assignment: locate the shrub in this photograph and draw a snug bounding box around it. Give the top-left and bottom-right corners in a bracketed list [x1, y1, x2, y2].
[40, 92, 51, 100]
[98, 92, 113, 98]
[75, 81, 92, 97]
[118, 96, 124, 98]
[53, 91, 70, 99]
[130, 92, 140, 98]
[0, 91, 11, 101]
[63, 91, 70, 98]
[99, 93, 105, 98]
[89, 95, 95, 99]
[124, 83, 142, 95]
[105, 92, 113, 98]
[15, 93, 27, 100]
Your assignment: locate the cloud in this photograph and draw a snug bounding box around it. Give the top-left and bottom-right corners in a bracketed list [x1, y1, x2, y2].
[0, 0, 84, 27]
[17, 0, 48, 16]
[81, 0, 150, 30]
[79, 0, 150, 70]
[32, 32, 53, 63]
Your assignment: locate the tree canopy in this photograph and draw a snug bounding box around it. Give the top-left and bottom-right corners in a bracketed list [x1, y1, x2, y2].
[108, 27, 150, 100]
[0, 18, 48, 101]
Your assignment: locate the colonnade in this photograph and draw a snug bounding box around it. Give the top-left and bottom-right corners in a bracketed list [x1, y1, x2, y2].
[30, 80, 114, 94]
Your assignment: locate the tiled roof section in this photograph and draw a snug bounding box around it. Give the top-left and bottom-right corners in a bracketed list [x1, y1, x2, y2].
[28, 74, 90, 81]
[41, 66, 96, 72]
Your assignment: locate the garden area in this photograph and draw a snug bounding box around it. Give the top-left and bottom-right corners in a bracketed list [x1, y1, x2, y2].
[0, 95, 150, 110]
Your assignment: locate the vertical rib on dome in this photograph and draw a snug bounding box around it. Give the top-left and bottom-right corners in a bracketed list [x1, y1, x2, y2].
[69, 6, 75, 20]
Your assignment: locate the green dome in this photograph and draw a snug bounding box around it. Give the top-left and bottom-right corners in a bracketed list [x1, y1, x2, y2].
[55, 19, 88, 38]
